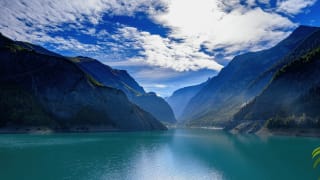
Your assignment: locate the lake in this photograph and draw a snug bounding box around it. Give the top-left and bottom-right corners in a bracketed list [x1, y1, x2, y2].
[0, 129, 319, 180]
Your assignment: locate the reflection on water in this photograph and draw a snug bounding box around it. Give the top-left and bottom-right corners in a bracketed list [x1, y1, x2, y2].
[0, 129, 319, 180]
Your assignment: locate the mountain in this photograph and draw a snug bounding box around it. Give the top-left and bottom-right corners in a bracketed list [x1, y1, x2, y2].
[0, 33, 166, 132]
[180, 25, 320, 126]
[72, 57, 176, 123]
[230, 29, 320, 133]
[71, 56, 145, 96]
[166, 80, 209, 120]
[14, 41, 62, 57]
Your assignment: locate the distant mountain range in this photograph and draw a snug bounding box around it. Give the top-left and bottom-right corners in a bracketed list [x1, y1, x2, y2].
[0, 33, 167, 132]
[166, 80, 209, 120]
[168, 25, 320, 134]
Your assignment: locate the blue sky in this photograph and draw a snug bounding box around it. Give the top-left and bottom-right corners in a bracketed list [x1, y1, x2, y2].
[0, 0, 319, 97]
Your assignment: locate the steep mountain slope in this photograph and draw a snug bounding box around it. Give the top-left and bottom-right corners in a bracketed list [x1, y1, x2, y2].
[0, 33, 166, 131]
[231, 33, 320, 132]
[71, 56, 176, 123]
[72, 56, 145, 96]
[166, 80, 209, 119]
[180, 25, 320, 126]
[246, 27, 320, 98]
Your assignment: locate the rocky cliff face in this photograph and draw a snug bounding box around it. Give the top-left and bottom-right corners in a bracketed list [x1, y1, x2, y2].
[0, 34, 166, 131]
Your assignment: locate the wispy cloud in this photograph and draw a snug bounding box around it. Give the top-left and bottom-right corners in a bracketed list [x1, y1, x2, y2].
[276, 0, 317, 15]
[133, 67, 182, 80]
[143, 84, 168, 89]
[0, 0, 316, 73]
[0, 0, 164, 42]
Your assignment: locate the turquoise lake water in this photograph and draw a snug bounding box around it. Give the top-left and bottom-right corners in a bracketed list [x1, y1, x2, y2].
[0, 129, 319, 180]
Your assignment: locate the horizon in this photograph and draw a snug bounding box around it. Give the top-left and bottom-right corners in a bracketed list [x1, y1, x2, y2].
[1, 0, 320, 97]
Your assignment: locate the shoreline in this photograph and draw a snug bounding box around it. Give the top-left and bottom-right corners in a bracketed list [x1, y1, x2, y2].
[0, 126, 167, 134]
[181, 125, 320, 138]
[189, 126, 224, 130]
[256, 128, 320, 138]
[1, 126, 319, 138]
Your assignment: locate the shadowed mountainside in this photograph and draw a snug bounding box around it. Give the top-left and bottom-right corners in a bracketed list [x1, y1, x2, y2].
[230, 30, 320, 133]
[0, 33, 166, 132]
[179, 25, 320, 127]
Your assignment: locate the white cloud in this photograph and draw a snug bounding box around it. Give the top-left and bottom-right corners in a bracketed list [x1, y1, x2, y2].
[276, 0, 317, 15]
[115, 26, 223, 71]
[153, 0, 295, 56]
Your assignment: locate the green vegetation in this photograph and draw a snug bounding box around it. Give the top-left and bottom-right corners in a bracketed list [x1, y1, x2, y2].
[275, 47, 320, 79]
[4, 44, 29, 53]
[68, 56, 95, 63]
[266, 115, 320, 129]
[312, 147, 320, 169]
[85, 74, 105, 87]
[68, 57, 82, 63]
[122, 82, 142, 96]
